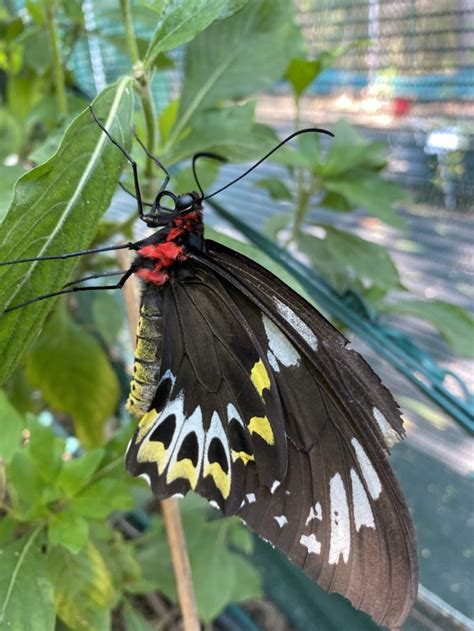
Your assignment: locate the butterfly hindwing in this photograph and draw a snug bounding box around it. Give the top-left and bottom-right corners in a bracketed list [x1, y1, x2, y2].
[126, 265, 289, 515]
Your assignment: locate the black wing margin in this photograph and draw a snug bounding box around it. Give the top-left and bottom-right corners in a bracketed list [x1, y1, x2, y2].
[188, 239, 419, 631]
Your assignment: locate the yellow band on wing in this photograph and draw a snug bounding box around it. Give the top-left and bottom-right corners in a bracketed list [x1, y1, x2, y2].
[204, 462, 230, 498]
[231, 450, 255, 465]
[250, 359, 271, 399]
[248, 415, 274, 445]
[167, 458, 198, 488]
[137, 440, 167, 474]
[136, 408, 158, 441]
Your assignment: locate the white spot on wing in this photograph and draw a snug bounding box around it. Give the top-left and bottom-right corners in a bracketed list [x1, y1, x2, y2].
[274, 515, 288, 528]
[209, 500, 220, 510]
[300, 533, 321, 555]
[273, 298, 318, 351]
[267, 350, 279, 372]
[373, 406, 399, 447]
[262, 314, 301, 368]
[246, 493, 256, 504]
[351, 438, 382, 500]
[328, 473, 351, 564]
[139, 473, 151, 486]
[270, 480, 281, 494]
[227, 403, 245, 428]
[350, 469, 375, 531]
[305, 502, 323, 525]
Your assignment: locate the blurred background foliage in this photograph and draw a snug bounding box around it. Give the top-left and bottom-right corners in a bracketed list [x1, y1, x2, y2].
[0, 1, 472, 629]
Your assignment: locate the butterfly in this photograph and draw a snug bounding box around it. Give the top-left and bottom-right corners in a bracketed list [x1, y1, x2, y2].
[3, 109, 418, 630]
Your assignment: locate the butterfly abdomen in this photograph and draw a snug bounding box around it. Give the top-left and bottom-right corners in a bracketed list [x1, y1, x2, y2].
[127, 288, 164, 417]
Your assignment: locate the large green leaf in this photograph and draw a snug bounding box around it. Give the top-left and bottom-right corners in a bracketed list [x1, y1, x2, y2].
[0, 528, 55, 631]
[0, 78, 133, 385]
[0, 390, 25, 464]
[382, 299, 474, 358]
[135, 496, 261, 623]
[164, 102, 278, 165]
[166, 0, 296, 149]
[297, 226, 402, 298]
[25, 306, 120, 448]
[323, 174, 407, 228]
[145, 0, 229, 66]
[48, 541, 115, 631]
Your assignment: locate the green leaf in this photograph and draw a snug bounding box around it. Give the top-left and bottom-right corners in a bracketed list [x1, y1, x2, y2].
[135, 501, 261, 623]
[0, 390, 25, 464]
[72, 478, 134, 519]
[165, 102, 278, 165]
[324, 175, 407, 229]
[145, 0, 228, 66]
[218, 0, 250, 19]
[0, 78, 133, 385]
[320, 119, 387, 176]
[167, 0, 296, 149]
[97, 536, 142, 593]
[48, 541, 115, 631]
[0, 527, 55, 631]
[26, 305, 120, 448]
[122, 600, 156, 631]
[91, 292, 124, 347]
[48, 511, 89, 554]
[382, 299, 474, 358]
[285, 57, 320, 100]
[255, 177, 293, 201]
[297, 226, 402, 297]
[158, 98, 179, 145]
[8, 450, 51, 520]
[57, 449, 104, 497]
[0, 165, 25, 223]
[28, 420, 64, 483]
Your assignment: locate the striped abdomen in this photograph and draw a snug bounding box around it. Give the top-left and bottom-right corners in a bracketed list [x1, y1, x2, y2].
[126, 289, 163, 417]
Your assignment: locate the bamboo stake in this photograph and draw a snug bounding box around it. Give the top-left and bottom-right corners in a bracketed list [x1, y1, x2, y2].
[117, 250, 200, 631]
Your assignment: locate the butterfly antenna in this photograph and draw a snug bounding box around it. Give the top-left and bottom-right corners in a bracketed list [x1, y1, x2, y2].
[202, 128, 334, 201]
[191, 152, 228, 198]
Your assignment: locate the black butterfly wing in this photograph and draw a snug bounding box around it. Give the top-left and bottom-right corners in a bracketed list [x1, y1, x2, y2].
[188, 240, 418, 630]
[126, 265, 289, 515]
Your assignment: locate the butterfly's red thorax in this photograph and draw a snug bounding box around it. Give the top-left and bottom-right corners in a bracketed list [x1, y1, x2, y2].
[135, 207, 203, 286]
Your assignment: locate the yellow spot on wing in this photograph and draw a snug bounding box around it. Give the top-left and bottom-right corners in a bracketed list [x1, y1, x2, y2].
[231, 450, 255, 465]
[137, 441, 167, 473]
[204, 462, 230, 498]
[251, 359, 271, 399]
[167, 458, 198, 488]
[136, 409, 158, 441]
[248, 416, 274, 445]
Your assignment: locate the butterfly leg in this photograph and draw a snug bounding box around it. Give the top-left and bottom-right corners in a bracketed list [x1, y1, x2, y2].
[4, 269, 134, 313]
[62, 270, 124, 289]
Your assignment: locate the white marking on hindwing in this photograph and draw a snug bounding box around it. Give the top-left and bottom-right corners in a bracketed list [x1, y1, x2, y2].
[166, 405, 204, 487]
[246, 493, 256, 504]
[351, 438, 382, 500]
[139, 473, 151, 486]
[300, 533, 321, 555]
[209, 500, 220, 510]
[203, 411, 231, 489]
[270, 480, 281, 494]
[305, 502, 323, 525]
[227, 403, 245, 428]
[274, 515, 288, 528]
[328, 473, 351, 564]
[139, 393, 186, 473]
[262, 314, 301, 370]
[372, 406, 399, 447]
[350, 469, 375, 531]
[272, 298, 318, 351]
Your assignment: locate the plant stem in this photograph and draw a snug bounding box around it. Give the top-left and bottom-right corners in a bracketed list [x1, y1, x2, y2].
[118, 0, 156, 182]
[42, 0, 68, 117]
[117, 250, 200, 631]
[119, 0, 140, 65]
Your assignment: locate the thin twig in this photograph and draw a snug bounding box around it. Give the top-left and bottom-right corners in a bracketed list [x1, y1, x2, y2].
[117, 250, 200, 631]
